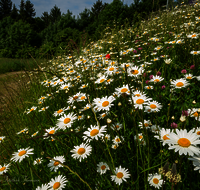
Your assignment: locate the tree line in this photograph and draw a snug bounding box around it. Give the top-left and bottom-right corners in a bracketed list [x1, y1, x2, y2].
[0, 0, 191, 59]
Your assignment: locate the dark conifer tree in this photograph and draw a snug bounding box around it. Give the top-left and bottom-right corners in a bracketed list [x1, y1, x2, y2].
[0, 0, 12, 19]
[49, 5, 61, 24]
[10, 3, 19, 20]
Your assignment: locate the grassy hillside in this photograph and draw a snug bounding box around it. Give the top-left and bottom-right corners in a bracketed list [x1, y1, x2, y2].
[0, 2, 200, 189]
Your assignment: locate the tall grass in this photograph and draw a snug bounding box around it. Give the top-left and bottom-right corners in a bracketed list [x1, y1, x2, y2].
[0, 2, 200, 190]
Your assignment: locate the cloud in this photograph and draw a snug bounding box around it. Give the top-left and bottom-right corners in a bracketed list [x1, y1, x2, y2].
[12, 0, 133, 18]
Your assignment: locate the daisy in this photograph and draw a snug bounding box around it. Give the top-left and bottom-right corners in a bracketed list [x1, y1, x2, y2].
[67, 92, 81, 104]
[171, 78, 190, 89]
[185, 73, 194, 80]
[60, 83, 71, 90]
[33, 158, 43, 165]
[98, 112, 108, 119]
[11, 147, 34, 162]
[57, 113, 77, 130]
[154, 128, 171, 146]
[112, 144, 119, 149]
[38, 106, 49, 112]
[131, 95, 152, 110]
[190, 50, 200, 55]
[35, 183, 49, 190]
[102, 134, 110, 142]
[93, 96, 115, 112]
[115, 84, 130, 96]
[83, 125, 107, 142]
[151, 125, 161, 133]
[188, 156, 200, 172]
[145, 85, 154, 90]
[77, 93, 87, 102]
[145, 100, 162, 112]
[196, 76, 200, 81]
[82, 104, 91, 111]
[0, 136, 5, 143]
[70, 143, 92, 162]
[104, 66, 117, 76]
[26, 106, 37, 114]
[166, 129, 200, 156]
[127, 66, 143, 77]
[148, 173, 163, 189]
[0, 163, 10, 175]
[97, 162, 110, 175]
[111, 123, 123, 131]
[48, 156, 65, 172]
[31, 131, 39, 137]
[53, 107, 68, 117]
[48, 175, 68, 190]
[187, 33, 198, 39]
[138, 120, 151, 129]
[188, 108, 200, 121]
[149, 76, 164, 83]
[112, 136, 124, 145]
[95, 75, 107, 84]
[132, 90, 145, 97]
[17, 128, 28, 135]
[111, 166, 130, 185]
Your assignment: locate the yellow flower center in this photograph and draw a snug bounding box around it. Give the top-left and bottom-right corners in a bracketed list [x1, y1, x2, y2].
[57, 109, 63, 114]
[150, 104, 157, 109]
[135, 94, 141, 97]
[101, 165, 106, 170]
[116, 125, 119, 128]
[117, 172, 124, 178]
[107, 79, 111, 82]
[18, 150, 26, 156]
[54, 161, 59, 166]
[0, 138, 2, 141]
[100, 79, 105, 83]
[178, 138, 191, 147]
[187, 76, 192, 79]
[77, 148, 85, 155]
[176, 82, 184, 87]
[136, 99, 144, 104]
[116, 138, 120, 142]
[30, 108, 34, 112]
[131, 70, 139, 74]
[73, 96, 78, 100]
[121, 88, 128, 93]
[194, 52, 197, 54]
[193, 112, 199, 117]
[78, 116, 82, 119]
[109, 67, 114, 71]
[163, 134, 170, 140]
[0, 167, 6, 172]
[153, 178, 159, 184]
[102, 114, 106, 117]
[41, 97, 45, 100]
[139, 135, 143, 139]
[81, 96, 86, 100]
[64, 118, 71, 124]
[144, 123, 149, 127]
[102, 101, 109, 107]
[53, 182, 60, 189]
[90, 129, 99, 136]
[196, 131, 200, 135]
[64, 86, 68, 89]
[192, 34, 196, 37]
[154, 79, 160, 82]
[49, 130, 55, 134]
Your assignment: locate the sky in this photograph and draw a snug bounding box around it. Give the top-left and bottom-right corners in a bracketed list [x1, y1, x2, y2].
[11, 0, 134, 18]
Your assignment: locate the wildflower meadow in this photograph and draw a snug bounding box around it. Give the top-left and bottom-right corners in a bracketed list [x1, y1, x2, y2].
[1, 2, 200, 190]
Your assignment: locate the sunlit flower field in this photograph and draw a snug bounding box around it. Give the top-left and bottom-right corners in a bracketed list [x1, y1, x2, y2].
[1, 2, 200, 189]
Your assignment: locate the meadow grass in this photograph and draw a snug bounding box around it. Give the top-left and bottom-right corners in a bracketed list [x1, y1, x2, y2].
[0, 2, 200, 190]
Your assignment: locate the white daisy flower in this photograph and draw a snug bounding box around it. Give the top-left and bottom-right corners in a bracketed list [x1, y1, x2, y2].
[35, 183, 49, 190]
[38, 106, 49, 112]
[95, 75, 107, 84]
[151, 125, 161, 133]
[93, 96, 115, 112]
[31, 131, 39, 137]
[111, 166, 130, 185]
[111, 123, 123, 131]
[170, 78, 190, 89]
[196, 76, 200, 81]
[67, 92, 81, 104]
[26, 106, 37, 114]
[185, 73, 194, 80]
[154, 128, 171, 145]
[17, 128, 28, 135]
[149, 75, 164, 83]
[57, 113, 77, 130]
[97, 162, 110, 175]
[112, 136, 124, 145]
[48, 156, 65, 172]
[77, 93, 87, 102]
[132, 90, 145, 97]
[70, 143, 92, 162]
[33, 158, 43, 165]
[11, 147, 34, 163]
[167, 129, 200, 156]
[83, 125, 107, 142]
[148, 173, 163, 189]
[188, 156, 200, 172]
[138, 120, 151, 129]
[131, 95, 152, 110]
[0, 163, 10, 175]
[145, 100, 162, 112]
[104, 66, 117, 76]
[0, 136, 6, 143]
[112, 144, 119, 149]
[188, 108, 200, 121]
[190, 50, 200, 55]
[60, 83, 71, 90]
[48, 175, 68, 190]
[115, 84, 130, 96]
[127, 66, 144, 77]
[102, 134, 110, 142]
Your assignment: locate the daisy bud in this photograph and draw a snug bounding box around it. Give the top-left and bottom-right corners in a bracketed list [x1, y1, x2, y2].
[107, 119, 112, 124]
[118, 102, 122, 106]
[87, 116, 90, 119]
[180, 115, 186, 122]
[171, 116, 175, 119]
[192, 100, 196, 104]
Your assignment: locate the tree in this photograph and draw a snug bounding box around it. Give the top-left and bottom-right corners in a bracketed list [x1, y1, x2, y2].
[10, 3, 19, 20]
[49, 5, 61, 24]
[25, 0, 36, 20]
[0, 0, 12, 19]
[91, 0, 108, 19]
[19, 0, 26, 21]
[41, 11, 50, 27]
